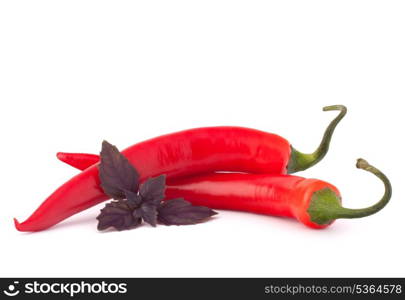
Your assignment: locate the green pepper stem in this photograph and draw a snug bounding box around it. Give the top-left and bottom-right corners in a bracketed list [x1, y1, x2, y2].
[334, 159, 392, 219]
[307, 159, 392, 225]
[287, 105, 347, 173]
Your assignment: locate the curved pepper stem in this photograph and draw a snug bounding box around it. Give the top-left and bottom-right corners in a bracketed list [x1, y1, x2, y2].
[287, 105, 347, 173]
[307, 159, 392, 225]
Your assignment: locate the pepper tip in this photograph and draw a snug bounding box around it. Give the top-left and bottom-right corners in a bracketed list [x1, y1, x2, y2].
[14, 218, 22, 231]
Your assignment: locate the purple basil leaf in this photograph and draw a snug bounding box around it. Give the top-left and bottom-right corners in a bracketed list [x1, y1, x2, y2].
[97, 200, 141, 231]
[99, 140, 140, 200]
[139, 175, 166, 205]
[125, 190, 142, 210]
[132, 208, 142, 219]
[158, 198, 217, 226]
[140, 202, 158, 227]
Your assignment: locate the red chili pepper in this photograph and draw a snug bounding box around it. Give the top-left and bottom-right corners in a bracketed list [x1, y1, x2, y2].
[164, 159, 391, 228]
[58, 155, 391, 228]
[15, 106, 345, 232]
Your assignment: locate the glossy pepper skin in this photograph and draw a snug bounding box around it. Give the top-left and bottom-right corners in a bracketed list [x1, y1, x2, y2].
[15, 105, 346, 232]
[166, 174, 339, 229]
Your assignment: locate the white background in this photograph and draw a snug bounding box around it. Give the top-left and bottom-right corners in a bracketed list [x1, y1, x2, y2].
[0, 1, 404, 277]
